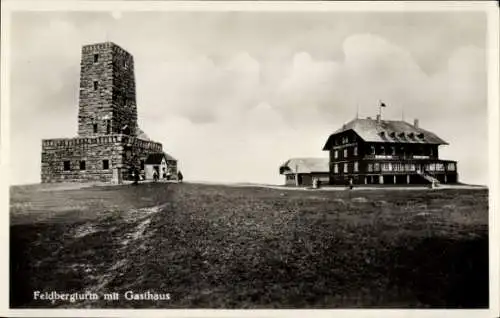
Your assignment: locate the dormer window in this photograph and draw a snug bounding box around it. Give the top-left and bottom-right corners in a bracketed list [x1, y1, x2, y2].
[399, 132, 405, 138]
[408, 132, 415, 138]
[389, 132, 396, 138]
[380, 131, 385, 137]
[417, 133, 425, 139]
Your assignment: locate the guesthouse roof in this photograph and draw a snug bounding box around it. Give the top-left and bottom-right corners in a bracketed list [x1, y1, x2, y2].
[322, 118, 448, 150]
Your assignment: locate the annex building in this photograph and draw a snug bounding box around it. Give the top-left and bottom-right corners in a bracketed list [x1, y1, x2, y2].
[322, 115, 458, 185]
[279, 158, 329, 187]
[41, 42, 170, 183]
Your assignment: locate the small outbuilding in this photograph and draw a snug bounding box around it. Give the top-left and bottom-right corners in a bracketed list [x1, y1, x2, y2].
[279, 158, 329, 187]
[144, 152, 178, 181]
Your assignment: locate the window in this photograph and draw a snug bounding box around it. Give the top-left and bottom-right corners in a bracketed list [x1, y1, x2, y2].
[436, 163, 444, 171]
[374, 163, 380, 171]
[63, 161, 71, 171]
[447, 163, 456, 171]
[367, 163, 373, 172]
[334, 164, 338, 174]
[428, 163, 436, 171]
[343, 149, 348, 158]
[93, 81, 98, 90]
[394, 163, 403, 172]
[382, 163, 392, 171]
[354, 162, 359, 172]
[102, 159, 109, 170]
[93, 123, 98, 133]
[79, 160, 86, 170]
[286, 175, 295, 180]
[93, 54, 99, 63]
[106, 120, 111, 134]
[354, 146, 358, 156]
[391, 146, 396, 155]
[334, 150, 338, 159]
[344, 163, 348, 173]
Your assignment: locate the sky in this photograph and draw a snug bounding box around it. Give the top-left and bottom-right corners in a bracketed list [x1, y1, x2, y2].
[8, 10, 488, 185]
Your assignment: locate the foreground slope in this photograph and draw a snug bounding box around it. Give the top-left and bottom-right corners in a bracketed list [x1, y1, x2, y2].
[10, 182, 488, 308]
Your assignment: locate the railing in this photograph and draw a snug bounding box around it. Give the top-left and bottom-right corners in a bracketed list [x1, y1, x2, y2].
[366, 154, 432, 160]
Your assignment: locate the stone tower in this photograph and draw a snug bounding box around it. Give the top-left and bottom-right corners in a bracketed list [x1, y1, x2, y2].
[41, 41, 167, 184]
[77, 42, 138, 137]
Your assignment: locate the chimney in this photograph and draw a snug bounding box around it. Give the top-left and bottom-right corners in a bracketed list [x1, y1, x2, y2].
[376, 114, 381, 123]
[414, 119, 419, 128]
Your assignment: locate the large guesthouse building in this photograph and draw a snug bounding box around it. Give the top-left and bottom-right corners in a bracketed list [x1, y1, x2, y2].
[322, 115, 458, 185]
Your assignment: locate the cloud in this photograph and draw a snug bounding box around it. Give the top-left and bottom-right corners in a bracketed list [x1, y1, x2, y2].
[138, 52, 262, 125]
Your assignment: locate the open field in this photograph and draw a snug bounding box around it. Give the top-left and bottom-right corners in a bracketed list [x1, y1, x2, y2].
[10, 182, 489, 308]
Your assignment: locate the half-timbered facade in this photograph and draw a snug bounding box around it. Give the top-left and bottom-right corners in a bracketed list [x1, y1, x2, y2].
[322, 115, 458, 185]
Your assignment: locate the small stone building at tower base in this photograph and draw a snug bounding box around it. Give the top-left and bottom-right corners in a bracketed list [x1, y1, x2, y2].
[41, 134, 162, 183]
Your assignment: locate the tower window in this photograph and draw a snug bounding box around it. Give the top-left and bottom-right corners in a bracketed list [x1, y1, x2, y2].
[63, 161, 71, 171]
[93, 54, 99, 63]
[79, 160, 86, 170]
[93, 123, 98, 133]
[102, 160, 109, 170]
[140, 160, 145, 170]
[93, 81, 98, 90]
[106, 120, 111, 134]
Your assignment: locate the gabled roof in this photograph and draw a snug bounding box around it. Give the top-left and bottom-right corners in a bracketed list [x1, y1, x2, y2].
[279, 158, 329, 175]
[145, 152, 177, 164]
[322, 118, 448, 150]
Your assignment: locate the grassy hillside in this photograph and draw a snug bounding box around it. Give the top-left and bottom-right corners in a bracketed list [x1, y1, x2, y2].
[10, 182, 489, 308]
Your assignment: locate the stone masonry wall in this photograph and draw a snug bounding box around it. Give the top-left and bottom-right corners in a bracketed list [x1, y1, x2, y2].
[121, 135, 163, 179]
[41, 135, 123, 183]
[78, 42, 138, 137]
[41, 134, 162, 183]
[112, 44, 138, 136]
[78, 43, 114, 137]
